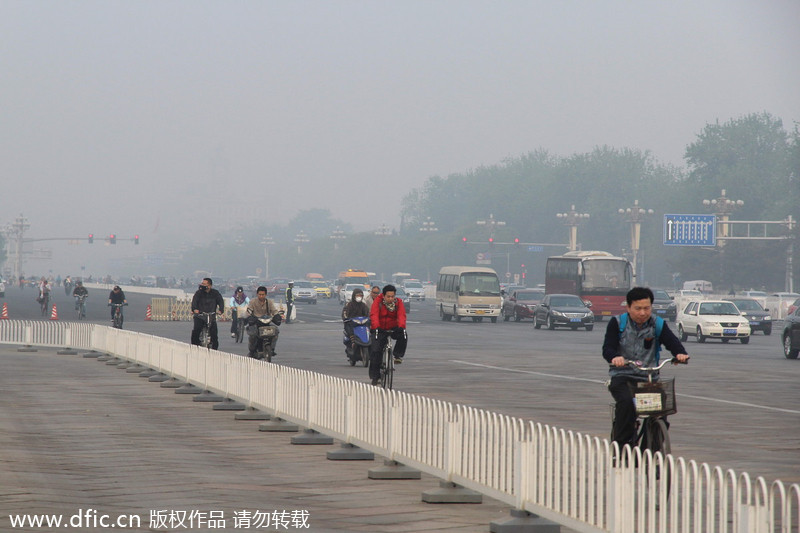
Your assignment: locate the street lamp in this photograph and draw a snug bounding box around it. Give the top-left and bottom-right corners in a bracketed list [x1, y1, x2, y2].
[260, 235, 274, 279]
[476, 214, 505, 242]
[294, 230, 309, 254]
[556, 205, 589, 252]
[702, 189, 743, 245]
[618, 200, 654, 280]
[330, 226, 346, 250]
[375, 223, 392, 236]
[419, 217, 438, 233]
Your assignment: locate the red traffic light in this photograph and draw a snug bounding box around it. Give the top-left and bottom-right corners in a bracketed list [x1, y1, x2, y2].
[109, 234, 116, 244]
[488, 237, 494, 243]
[134, 235, 140, 245]
[462, 237, 467, 244]
[88, 233, 93, 244]
[514, 238, 520, 244]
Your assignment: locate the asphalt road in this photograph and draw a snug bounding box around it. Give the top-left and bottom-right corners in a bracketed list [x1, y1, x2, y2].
[3, 286, 798, 487]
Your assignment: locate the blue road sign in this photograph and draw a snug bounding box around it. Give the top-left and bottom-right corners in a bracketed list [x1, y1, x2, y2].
[664, 214, 716, 246]
[528, 245, 544, 252]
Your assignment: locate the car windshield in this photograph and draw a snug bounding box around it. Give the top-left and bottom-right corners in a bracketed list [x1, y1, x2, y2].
[653, 290, 671, 300]
[311, 281, 326, 287]
[459, 273, 501, 296]
[345, 284, 362, 291]
[293, 281, 313, 288]
[550, 296, 584, 307]
[698, 302, 740, 315]
[517, 292, 543, 301]
[404, 282, 423, 289]
[729, 299, 762, 311]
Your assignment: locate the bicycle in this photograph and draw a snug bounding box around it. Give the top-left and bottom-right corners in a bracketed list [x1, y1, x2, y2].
[75, 294, 88, 320]
[109, 302, 127, 329]
[378, 332, 396, 390]
[233, 305, 248, 344]
[609, 357, 688, 490]
[39, 292, 50, 317]
[194, 311, 217, 349]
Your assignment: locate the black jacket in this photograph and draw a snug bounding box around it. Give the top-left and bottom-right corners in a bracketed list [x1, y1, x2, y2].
[192, 288, 225, 314]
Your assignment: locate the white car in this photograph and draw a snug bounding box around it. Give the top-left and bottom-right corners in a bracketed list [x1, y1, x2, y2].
[340, 284, 364, 305]
[291, 280, 318, 304]
[402, 280, 426, 301]
[677, 300, 751, 344]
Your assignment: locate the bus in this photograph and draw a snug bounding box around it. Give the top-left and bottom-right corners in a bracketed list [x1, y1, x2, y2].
[336, 269, 371, 296]
[544, 251, 632, 319]
[436, 266, 502, 323]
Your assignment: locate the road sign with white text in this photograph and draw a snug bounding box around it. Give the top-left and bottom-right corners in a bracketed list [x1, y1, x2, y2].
[663, 214, 716, 246]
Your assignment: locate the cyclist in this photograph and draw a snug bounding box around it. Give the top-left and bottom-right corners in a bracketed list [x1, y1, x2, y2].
[603, 286, 690, 449]
[368, 284, 407, 386]
[72, 281, 88, 309]
[284, 281, 295, 324]
[108, 285, 127, 323]
[229, 286, 250, 338]
[245, 286, 283, 358]
[191, 278, 225, 350]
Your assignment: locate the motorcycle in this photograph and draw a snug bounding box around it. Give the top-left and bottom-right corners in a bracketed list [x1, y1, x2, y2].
[249, 313, 282, 362]
[343, 316, 371, 367]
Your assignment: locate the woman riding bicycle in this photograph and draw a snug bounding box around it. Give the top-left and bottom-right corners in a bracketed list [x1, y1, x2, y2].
[229, 286, 250, 338]
[602, 287, 690, 450]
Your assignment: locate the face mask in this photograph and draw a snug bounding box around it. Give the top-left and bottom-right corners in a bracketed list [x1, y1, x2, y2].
[355, 296, 363, 302]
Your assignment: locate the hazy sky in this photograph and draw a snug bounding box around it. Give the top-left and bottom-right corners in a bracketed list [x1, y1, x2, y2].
[2, 0, 798, 273]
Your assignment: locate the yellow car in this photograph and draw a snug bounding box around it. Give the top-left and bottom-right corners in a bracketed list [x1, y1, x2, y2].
[311, 281, 333, 298]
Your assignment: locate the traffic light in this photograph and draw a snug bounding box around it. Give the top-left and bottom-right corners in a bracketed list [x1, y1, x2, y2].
[88, 234, 93, 244]
[134, 235, 139, 245]
[109, 234, 116, 244]
[514, 237, 520, 246]
[488, 237, 494, 245]
[462, 237, 467, 246]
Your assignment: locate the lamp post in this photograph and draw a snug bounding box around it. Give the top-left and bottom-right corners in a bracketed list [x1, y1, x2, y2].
[556, 205, 589, 252]
[702, 189, 743, 246]
[476, 213, 506, 242]
[618, 200, 654, 280]
[419, 217, 438, 233]
[294, 231, 309, 254]
[330, 226, 346, 250]
[375, 223, 392, 236]
[260, 235, 274, 279]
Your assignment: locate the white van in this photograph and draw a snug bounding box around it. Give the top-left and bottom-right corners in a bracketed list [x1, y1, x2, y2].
[436, 266, 502, 323]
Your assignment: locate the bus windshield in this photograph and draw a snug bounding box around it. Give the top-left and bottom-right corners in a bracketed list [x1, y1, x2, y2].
[459, 273, 501, 296]
[582, 259, 629, 290]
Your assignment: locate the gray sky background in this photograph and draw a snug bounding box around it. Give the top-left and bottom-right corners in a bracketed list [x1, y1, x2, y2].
[2, 0, 799, 274]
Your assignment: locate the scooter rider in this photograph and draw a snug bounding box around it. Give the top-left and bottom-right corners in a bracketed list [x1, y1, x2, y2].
[342, 288, 369, 355]
[246, 286, 283, 358]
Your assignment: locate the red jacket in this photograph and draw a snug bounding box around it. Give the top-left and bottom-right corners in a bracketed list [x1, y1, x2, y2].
[370, 294, 406, 330]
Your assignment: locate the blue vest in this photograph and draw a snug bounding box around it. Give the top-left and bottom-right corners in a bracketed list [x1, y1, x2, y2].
[618, 313, 665, 363]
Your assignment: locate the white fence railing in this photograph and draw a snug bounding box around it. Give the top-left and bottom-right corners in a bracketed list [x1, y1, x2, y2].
[2, 320, 798, 533]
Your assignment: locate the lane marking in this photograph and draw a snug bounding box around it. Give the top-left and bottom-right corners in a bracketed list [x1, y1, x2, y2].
[451, 360, 800, 415]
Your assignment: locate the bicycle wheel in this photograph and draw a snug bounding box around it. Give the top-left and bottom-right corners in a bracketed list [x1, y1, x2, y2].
[236, 320, 245, 343]
[199, 328, 209, 349]
[643, 418, 672, 495]
[381, 344, 394, 389]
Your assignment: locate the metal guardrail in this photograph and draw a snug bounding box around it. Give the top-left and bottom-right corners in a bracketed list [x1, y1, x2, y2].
[2, 320, 798, 532]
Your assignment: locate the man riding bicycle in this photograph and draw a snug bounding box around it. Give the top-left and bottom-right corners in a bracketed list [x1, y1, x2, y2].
[603, 286, 690, 449]
[72, 281, 88, 309]
[368, 284, 407, 386]
[191, 278, 225, 350]
[108, 285, 127, 323]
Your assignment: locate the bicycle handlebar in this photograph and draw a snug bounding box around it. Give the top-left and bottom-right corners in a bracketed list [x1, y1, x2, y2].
[613, 357, 690, 372]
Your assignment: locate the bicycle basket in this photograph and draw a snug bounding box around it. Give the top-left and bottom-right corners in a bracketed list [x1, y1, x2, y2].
[258, 325, 278, 338]
[634, 377, 676, 416]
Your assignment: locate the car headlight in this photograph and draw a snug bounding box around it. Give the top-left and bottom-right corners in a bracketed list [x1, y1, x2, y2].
[764, 315, 772, 321]
[551, 310, 565, 317]
[668, 303, 676, 309]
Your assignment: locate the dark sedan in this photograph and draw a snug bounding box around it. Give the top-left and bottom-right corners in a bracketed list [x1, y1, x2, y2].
[782, 305, 800, 359]
[533, 294, 594, 331]
[724, 298, 772, 335]
[502, 289, 545, 322]
[652, 289, 678, 322]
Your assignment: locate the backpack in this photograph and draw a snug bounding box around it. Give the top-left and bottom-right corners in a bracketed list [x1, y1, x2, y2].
[618, 313, 665, 363]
